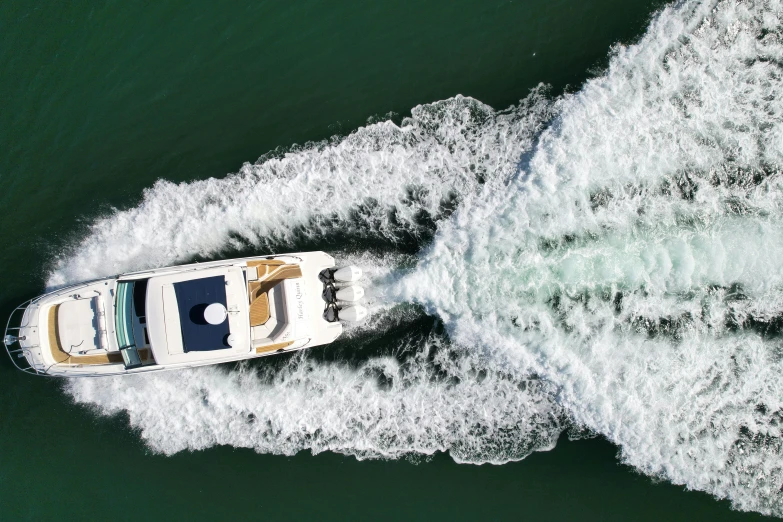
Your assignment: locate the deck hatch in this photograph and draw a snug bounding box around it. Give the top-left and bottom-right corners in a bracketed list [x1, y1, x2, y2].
[173, 275, 231, 352]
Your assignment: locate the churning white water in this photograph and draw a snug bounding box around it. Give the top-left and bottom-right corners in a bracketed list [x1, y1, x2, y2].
[57, 0, 783, 516]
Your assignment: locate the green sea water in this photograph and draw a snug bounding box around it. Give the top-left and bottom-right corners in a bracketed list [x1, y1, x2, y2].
[0, 1, 776, 520]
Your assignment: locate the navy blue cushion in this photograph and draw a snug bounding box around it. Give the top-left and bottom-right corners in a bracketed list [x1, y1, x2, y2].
[173, 276, 230, 352]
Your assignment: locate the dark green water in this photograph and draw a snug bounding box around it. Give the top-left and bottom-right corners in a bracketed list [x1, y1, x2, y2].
[0, 1, 773, 520]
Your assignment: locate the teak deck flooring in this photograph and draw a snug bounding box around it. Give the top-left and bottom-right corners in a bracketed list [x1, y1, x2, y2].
[47, 305, 151, 366]
[246, 260, 302, 327]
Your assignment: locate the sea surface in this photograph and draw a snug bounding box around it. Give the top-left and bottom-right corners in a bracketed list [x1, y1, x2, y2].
[2, 0, 782, 519]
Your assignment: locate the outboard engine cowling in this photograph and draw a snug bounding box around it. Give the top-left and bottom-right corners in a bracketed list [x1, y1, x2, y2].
[336, 285, 364, 302]
[333, 265, 362, 282]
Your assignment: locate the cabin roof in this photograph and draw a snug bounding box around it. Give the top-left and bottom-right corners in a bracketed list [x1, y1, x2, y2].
[145, 265, 251, 365]
[173, 275, 231, 353]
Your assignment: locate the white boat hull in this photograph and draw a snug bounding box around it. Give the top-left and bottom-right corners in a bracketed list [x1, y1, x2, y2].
[4, 252, 349, 377]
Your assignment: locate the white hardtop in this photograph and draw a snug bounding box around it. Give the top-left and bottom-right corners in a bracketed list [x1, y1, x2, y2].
[145, 265, 251, 365]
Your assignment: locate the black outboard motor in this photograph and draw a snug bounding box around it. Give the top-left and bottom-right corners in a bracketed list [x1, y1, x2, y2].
[320, 266, 367, 323]
[320, 269, 339, 322]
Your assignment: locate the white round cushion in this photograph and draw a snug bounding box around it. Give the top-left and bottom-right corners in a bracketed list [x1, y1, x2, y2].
[204, 302, 227, 325]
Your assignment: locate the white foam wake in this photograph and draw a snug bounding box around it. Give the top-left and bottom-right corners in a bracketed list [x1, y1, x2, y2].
[67, 337, 565, 462]
[398, 0, 783, 516]
[58, 0, 783, 517]
[60, 86, 566, 465]
[49, 92, 551, 284]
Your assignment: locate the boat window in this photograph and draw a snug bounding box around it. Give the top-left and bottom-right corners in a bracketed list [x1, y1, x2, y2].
[133, 279, 148, 323]
[115, 282, 136, 349]
[116, 282, 143, 369]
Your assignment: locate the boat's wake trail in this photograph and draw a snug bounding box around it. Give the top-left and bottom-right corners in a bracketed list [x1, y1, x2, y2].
[59, 0, 783, 516]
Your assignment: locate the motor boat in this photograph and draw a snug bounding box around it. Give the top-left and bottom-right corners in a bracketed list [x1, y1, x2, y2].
[3, 251, 367, 377]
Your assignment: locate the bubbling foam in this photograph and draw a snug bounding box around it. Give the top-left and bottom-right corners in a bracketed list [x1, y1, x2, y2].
[400, 0, 783, 515]
[66, 335, 566, 463]
[59, 83, 567, 462]
[48, 92, 552, 285]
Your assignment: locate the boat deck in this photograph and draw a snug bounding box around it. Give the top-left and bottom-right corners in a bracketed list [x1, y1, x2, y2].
[247, 260, 302, 327]
[47, 305, 152, 366]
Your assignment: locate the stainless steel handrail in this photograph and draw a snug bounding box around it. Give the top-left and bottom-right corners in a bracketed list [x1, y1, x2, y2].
[3, 298, 46, 376]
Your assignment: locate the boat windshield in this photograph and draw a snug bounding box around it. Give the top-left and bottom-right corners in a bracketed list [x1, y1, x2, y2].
[115, 282, 136, 349]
